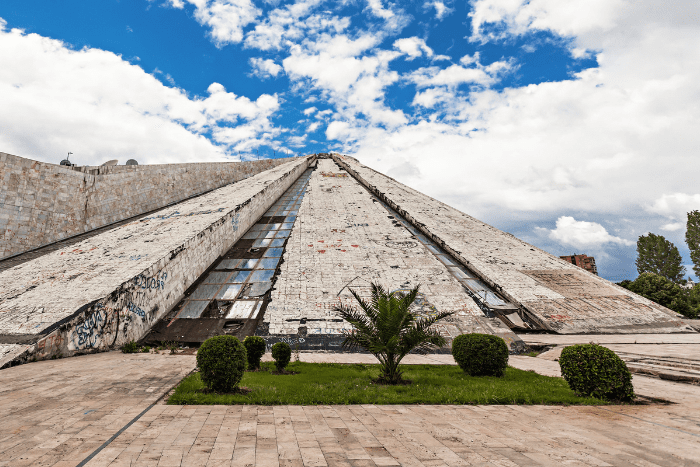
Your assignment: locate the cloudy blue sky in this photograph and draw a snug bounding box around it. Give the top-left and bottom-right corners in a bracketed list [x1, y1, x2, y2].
[1, 0, 699, 282]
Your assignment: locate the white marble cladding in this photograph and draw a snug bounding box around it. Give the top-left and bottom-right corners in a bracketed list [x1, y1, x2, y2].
[0, 157, 312, 362]
[0, 151, 295, 259]
[333, 154, 693, 335]
[266, 159, 495, 341]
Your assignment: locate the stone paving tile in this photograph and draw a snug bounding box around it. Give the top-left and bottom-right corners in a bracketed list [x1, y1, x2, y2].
[3, 350, 700, 466]
[0, 351, 195, 467]
[88, 385, 700, 466]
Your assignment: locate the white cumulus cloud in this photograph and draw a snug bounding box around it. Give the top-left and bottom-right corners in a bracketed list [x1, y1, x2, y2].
[168, 0, 260, 46]
[249, 57, 283, 78]
[393, 37, 433, 60]
[547, 216, 634, 248]
[648, 193, 700, 220]
[0, 20, 280, 164]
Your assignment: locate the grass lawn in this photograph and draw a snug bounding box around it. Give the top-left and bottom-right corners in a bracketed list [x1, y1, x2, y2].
[168, 362, 606, 405]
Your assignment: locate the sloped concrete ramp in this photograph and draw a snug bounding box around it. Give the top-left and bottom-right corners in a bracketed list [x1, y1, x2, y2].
[0, 157, 313, 366]
[334, 154, 694, 335]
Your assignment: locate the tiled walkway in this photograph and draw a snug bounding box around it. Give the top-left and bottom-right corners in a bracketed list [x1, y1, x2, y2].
[1, 350, 699, 466]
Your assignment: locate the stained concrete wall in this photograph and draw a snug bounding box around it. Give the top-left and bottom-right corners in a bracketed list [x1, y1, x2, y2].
[0, 152, 295, 259]
[333, 154, 694, 335]
[0, 156, 313, 368]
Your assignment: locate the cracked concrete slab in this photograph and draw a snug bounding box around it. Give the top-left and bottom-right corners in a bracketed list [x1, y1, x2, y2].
[333, 154, 694, 335]
[0, 157, 313, 365]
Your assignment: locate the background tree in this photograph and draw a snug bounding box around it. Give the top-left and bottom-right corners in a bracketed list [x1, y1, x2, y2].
[621, 273, 695, 318]
[686, 210, 700, 278]
[635, 233, 685, 282]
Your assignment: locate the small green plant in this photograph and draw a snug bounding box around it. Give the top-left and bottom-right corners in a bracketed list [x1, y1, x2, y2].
[141, 346, 151, 353]
[196, 336, 247, 393]
[559, 344, 634, 401]
[271, 342, 291, 372]
[243, 336, 266, 370]
[294, 341, 301, 362]
[451, 333, 509, 377]
[122, 340, 139, 353]
[334, 283, 453, 384]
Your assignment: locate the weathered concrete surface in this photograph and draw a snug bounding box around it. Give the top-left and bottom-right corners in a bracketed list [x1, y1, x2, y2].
[334, 154, 694, 335]
[0, 151, 295, 259]
[0, 156, 312, 365]
[263, 158, 522, 351]
[519, 333, 700, 345]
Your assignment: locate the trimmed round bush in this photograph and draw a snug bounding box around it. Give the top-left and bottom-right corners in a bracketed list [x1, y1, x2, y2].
[451, 333, 508, 377]
[243, 336, 266, 370]
[271, 342, 291, 372]
[559, 344, 634, 401]
[196, 335, 247, 392]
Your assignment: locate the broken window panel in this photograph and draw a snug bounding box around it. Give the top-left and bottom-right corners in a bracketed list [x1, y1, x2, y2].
[240, 259, 259, 269]
[216, 259, 243, 270]
[226, 301, 256, 319]
[230, 270, 252, 283]
[258, 258, 280, 269]
[190, 284, 221, 300]
[265, 248, 283, 258]
[178, 300, 209, 319]
[217, 284, 242, 300]
[203, 271, 232, 284]
[250, 269, 275, 282]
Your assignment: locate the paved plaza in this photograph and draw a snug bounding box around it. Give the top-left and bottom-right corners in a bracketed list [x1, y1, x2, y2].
[1, 339, 700, 467]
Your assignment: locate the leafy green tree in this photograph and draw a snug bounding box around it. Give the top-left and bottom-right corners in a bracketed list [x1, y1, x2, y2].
[623, 273, 694, 318]
[686, 210, 700, 278]
[688, 284, 700, 319]
[635, 233, 685, 282]
[334, 283, 453, 384]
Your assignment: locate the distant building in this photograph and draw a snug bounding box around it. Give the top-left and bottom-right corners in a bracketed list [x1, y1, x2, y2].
[560, 254, 598, 275]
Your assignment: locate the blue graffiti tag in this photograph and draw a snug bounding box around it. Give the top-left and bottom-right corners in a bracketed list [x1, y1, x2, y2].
[231, 213, 241, 231]
[127, 302, 146, 318]
[73, 308, 104, 349]
[134, 272, 167, 291]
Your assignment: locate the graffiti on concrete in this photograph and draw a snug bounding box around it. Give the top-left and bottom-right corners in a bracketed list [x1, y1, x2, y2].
[134, 272, 167, 291]
[36, 333, 65, 358]
[231, 212, 241, 232]
[71, 306, 105, 349]
[128, 302, 146, 319]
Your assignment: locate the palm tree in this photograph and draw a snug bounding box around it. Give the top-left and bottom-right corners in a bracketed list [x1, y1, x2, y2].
[334, 283, 454, 384]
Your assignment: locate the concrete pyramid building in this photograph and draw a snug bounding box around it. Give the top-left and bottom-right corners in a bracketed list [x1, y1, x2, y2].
[0, 152, 693, 367]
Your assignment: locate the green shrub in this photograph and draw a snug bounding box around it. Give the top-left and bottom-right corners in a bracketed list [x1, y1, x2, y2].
[451, 333, 508, 377]
[271, 342, 291, 372]
[243, 336, 266, 370]
[122, 340, 139, 353]
[196, 336, 247, 392]
[558, 344, 634, 401]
